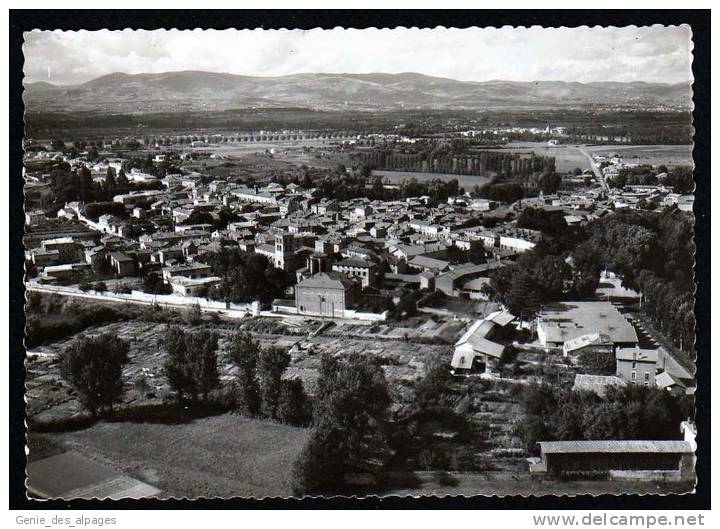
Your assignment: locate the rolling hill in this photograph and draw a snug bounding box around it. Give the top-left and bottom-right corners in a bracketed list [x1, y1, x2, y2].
[23, 71, 693, 114]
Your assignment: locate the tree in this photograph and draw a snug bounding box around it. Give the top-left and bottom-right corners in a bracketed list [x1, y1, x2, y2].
[60, 333, 130, 416]
[415, 351, 452, 407]
[538, 172, 562, 194]
[93, 281, 108, 293]
[142, 272, 171, 295]
[104, 167, 117, 189]
[257, 347, 291, 419]
[163, 328, 220, 401]
[77, 165, 96, 202]
[291, 353, 392, 496]
[277, 378, 310, 426]
[116, 168, 129, 187]
[313, 354, 390, 450]
[291, 423, 347, 496]
[578, 350, 616, 375]
[533, 255, 572, 300]
[227, 331, 261, 416]
[571, 241, 601, 297]
[667, 166, 694, 194]
[506, 272, 540, 323]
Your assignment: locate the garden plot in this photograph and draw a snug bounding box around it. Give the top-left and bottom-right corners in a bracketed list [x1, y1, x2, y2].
[327, 318, 465, 343]
[26, 318, 453, 421]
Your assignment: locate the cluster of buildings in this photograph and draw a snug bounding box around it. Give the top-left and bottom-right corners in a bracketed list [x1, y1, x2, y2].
[24, 144, 695, 324]
[24, 160, 550, 317]
[595, 154, 695, 212]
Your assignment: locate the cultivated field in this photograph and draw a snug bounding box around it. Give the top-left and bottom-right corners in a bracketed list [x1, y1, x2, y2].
[26, 316, 462, 423]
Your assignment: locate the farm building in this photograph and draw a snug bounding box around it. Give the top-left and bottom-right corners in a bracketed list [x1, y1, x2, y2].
[537, 301, 638, 351]
[529, 421, 696, 481]
[451, 310, 515, 375]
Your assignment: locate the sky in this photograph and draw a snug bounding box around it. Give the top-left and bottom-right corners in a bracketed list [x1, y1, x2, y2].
[23, 25, 694, 86]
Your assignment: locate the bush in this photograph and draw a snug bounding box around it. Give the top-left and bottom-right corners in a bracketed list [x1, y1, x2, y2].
[435, 470, 459, 486]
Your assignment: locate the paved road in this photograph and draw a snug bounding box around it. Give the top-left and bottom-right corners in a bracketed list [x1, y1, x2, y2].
[576, 146, 610, 193]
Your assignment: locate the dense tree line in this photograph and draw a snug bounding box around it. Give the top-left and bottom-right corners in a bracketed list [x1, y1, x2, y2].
[517, 207, 569, 236]
[516, 383, 691, 454]
[472, 182, 528, 203]
[606, 165, 693, 195]
[313, 171, 461, 203]
[354, 147, 556, 179]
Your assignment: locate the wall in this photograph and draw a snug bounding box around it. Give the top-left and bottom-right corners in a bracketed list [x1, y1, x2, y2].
[26, 283, 253, 315]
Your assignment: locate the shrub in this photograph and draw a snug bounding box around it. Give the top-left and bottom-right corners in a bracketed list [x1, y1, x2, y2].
[435, 470, 459, 486]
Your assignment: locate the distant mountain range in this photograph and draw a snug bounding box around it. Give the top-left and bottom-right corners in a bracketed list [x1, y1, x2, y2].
[23, 71, 693, 114]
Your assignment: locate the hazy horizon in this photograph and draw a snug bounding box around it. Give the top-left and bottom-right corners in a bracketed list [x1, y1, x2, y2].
[24, 26, 694, 86]
[24, 69, 693, 88]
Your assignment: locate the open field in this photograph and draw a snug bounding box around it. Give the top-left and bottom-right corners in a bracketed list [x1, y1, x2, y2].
[583, 144, 694, 167]
[372, 170, 493, 190]
[28, 415, 310, 499]
[479, 142, 694, 173]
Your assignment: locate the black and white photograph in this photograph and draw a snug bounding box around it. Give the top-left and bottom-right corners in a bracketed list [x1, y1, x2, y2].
[16, 19, 702, 502]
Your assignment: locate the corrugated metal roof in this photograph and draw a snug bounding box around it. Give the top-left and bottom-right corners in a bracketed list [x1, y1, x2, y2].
[539, 439, 693, 454]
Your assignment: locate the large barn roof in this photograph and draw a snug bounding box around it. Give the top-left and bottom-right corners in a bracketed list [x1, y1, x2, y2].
[539, 301, 638, 344]
[539, 439, 693, 455]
